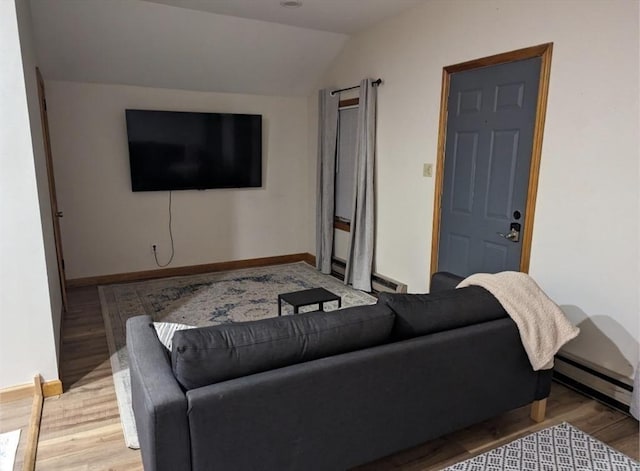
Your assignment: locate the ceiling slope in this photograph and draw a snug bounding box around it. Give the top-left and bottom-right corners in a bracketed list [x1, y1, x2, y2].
[145, 0, 425, 35]
[29, 0, 348, 96]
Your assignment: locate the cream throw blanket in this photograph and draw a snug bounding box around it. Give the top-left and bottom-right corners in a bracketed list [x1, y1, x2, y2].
[457, 272, 579, 371]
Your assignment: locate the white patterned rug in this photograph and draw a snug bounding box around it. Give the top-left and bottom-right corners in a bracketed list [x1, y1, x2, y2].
[444, 422, 639, 471]
[0, 429, 20, 471]
[98, 262, 376, 449]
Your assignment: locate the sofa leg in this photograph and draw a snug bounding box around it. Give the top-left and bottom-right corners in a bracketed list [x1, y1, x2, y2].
[530, 398, 547, 422]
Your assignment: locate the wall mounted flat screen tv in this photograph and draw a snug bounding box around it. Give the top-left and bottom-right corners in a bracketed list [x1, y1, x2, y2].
[125, 109, 262, 192]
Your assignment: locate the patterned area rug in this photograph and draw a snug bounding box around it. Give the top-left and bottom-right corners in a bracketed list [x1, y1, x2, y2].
[444, 422, 640, 471]
[98, 262, 376, 449]
[0, 429, 20, 471]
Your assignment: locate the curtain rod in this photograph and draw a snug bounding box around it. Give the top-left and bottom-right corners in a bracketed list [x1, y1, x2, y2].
[331, 78, 382, 96]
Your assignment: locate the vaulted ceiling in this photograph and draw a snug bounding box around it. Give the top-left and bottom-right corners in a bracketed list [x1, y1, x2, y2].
[29, 0, 423, 96]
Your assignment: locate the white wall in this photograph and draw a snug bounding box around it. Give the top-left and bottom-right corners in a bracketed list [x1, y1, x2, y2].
[321, 0, 639, 378]
[15, 0, 63, 364]
[0, 0, 59, 388]
[45, 81, 313, 279]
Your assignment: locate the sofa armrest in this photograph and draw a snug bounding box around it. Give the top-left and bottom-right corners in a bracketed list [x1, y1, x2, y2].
[126, 315, 191, 471]
[430, 271, 464, 292]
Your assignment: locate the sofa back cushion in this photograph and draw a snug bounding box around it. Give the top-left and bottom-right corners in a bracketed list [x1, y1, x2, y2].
[430, 271, 464, 293]
[171, 304, 394, 390]
[378, 286, 507, 339]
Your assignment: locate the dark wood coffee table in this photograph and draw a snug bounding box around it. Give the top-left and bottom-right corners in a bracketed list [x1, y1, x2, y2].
[278, 288, 341, 316]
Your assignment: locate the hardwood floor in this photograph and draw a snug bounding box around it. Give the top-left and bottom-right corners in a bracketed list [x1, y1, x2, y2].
[18, 286, 639, 469]
[37, 286, 142, 470]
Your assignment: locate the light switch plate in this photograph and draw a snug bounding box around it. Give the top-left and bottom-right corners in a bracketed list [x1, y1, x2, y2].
[423, 163, 433, 177]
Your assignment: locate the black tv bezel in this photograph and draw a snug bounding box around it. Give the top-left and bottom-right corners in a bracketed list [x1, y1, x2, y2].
[125, 109, 263, 192]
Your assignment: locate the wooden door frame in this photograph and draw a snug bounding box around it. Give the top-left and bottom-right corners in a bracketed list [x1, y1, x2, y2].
[36, 67, 68, 310]
[430, 43, 553, 277]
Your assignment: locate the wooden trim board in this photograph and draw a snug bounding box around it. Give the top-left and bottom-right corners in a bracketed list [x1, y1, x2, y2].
[36, 67, 68, 311]
[429, 64, 451, 277]
[0, 379, 62, 403]
[444, 43, 551, 74]
[42, 380, 63, 397]
[334, 218, 351, 232]
[519, 43, 553, 273]
[67, 253, 317, 287]
[339, 98, 359, 108]
[23, 375, 44, 471]
[303, 253, 316, 266]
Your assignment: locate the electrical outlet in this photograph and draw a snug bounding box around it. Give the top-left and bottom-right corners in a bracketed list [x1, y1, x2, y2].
[423, 163, 433, 178]
[151, 243, 158, 254]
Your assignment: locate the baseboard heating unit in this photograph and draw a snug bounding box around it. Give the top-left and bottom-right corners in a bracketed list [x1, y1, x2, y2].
[553, 352, 634, 414]
[330, 258, 407, 295]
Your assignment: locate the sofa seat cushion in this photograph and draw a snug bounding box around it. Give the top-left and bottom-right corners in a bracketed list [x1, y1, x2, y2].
[171, 304, 394, 390]
[379, 286, 507, 340]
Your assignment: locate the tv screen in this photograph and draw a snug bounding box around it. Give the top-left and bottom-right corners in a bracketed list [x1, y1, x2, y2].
[125, 109, 262, 192]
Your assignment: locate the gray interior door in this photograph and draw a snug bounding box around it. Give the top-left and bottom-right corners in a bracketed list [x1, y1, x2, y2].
[437, 57, 541, 277]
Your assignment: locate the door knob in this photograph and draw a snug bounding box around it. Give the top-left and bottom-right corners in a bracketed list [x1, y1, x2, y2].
[497, 227, 519, 242]
[55, 211, 63, 218]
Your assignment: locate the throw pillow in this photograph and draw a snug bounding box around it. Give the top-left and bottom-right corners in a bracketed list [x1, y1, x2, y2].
[153, 321, 196, 351]
[378, 286, 507, 340]
[171, 303, 394, 390]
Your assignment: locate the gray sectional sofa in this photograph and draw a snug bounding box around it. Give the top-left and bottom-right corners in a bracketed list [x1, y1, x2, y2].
[126, 272, 552, 471]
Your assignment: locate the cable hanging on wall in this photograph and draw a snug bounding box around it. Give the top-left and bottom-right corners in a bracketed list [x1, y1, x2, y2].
[153, 191, 175, 268]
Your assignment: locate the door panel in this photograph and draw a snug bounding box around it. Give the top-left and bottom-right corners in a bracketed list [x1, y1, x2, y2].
[445, 233, 471, 276]
[36, 68, 68, 310]
[437, 57, 541, 277]
[450, 132, 478, 214]
[486, 129, 519, 219]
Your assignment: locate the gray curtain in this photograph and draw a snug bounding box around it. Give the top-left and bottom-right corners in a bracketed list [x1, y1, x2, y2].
[345, 79, 377, 291]
[315, 89, 339, 274]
